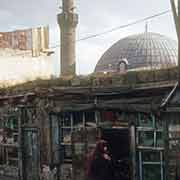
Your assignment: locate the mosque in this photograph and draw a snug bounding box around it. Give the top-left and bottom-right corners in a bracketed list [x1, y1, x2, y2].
[95, 32, 177, 73]
[0, 30, 178, 180]
[0, 0, 180, 180]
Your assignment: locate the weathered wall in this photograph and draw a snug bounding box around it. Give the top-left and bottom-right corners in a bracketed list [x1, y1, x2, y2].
[0, 26, 53, 87]
[0, 49, 53, 87]
[0, 26, 49, 56]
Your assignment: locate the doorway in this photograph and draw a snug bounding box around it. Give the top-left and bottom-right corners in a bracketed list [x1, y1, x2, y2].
[101, 128, 131, 180]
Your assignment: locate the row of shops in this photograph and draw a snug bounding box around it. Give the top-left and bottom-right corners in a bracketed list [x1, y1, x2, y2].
[0, 81, 179, 180]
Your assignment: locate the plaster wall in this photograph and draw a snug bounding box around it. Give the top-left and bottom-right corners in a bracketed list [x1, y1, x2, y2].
[0, 49, 53, 86]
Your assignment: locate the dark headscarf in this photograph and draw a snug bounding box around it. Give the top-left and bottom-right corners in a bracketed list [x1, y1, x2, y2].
[86, 140, 108, 178]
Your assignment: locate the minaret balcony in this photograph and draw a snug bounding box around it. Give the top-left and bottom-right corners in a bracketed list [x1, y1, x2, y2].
[57, 13, 78, 28]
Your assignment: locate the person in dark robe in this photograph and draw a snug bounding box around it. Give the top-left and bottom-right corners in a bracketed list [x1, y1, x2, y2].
[86, 139, 115, 180]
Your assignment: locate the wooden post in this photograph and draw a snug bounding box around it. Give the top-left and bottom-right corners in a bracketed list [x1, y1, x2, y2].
[162, 111, 171, 180]
[18, 106, 23, 180]
[170, 0, 180, 81]
[130, 124, 136, 180]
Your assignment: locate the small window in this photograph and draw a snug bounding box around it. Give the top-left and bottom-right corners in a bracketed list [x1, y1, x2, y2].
[117, 59, 128, 73]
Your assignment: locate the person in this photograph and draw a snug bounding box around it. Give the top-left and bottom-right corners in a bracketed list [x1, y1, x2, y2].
[86, 139, 115, 180]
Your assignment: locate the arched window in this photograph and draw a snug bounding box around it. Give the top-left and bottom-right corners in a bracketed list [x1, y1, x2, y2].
[117, 58, 128, 73]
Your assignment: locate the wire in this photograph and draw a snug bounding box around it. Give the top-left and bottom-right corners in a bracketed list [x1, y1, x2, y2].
[77, 10, 171, 42]
[51, 9, 171, 48]
[2, 9, 172, 55]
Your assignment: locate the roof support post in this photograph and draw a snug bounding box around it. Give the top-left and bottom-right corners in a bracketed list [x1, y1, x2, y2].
[170, 0, 180, 82]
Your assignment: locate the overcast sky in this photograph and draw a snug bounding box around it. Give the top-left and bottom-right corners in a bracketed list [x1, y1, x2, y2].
[0, 0, 178, 75]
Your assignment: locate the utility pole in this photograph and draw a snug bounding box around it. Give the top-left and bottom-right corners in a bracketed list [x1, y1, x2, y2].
[170, 0, 180, 81]
[57, 0, 78, 77]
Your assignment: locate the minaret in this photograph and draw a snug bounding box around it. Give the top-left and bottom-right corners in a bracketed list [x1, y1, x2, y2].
[57, 0, 78, 77]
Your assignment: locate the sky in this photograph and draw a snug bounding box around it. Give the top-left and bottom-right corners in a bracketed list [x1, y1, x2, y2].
[0, 0, 178, 75]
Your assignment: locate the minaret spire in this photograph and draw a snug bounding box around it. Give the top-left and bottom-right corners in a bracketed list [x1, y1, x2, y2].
[57, 0, 78, 77]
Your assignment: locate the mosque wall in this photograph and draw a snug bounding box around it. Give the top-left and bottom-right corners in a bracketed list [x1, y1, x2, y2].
[0, 26, 53, 87]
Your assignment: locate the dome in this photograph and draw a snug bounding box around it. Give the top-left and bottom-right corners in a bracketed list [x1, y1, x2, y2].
[95, 32, 178, 73]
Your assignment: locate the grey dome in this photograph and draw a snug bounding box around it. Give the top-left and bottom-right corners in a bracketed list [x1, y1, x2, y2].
[95, 32, 178, 73]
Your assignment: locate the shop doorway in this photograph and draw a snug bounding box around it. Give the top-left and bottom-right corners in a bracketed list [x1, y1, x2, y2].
[101, 128, 131, 180]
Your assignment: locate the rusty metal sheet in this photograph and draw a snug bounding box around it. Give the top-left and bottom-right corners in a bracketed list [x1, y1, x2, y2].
[0, 29, 32, 50]
[0, 26, 49, 52]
